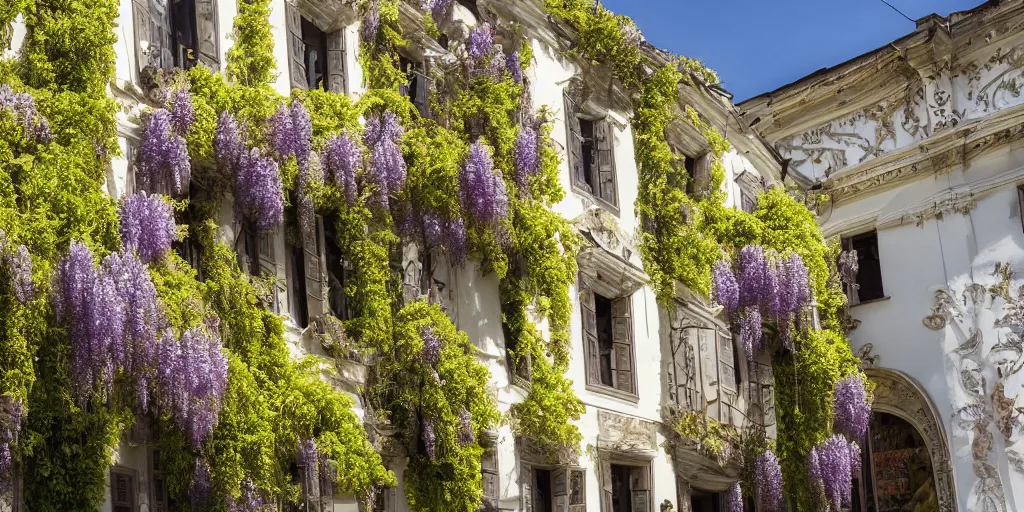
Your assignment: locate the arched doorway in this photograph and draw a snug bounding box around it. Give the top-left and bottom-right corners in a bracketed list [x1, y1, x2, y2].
[858, 368, 957, 512]
[855, 412, 937, 512]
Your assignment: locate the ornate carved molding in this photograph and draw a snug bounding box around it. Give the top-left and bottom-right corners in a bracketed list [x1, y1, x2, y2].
[865, 368, 958, 512]
[596, 410, 658, 455]
[575, 207, 648, 298]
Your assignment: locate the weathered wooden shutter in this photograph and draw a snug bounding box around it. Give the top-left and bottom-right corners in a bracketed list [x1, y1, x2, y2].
[740, 187, 756, 213]
[522, 467, 534, 512]
[194, 0, 220, 71]
[693, 153, 713, 198]
[150, 449, 169, 512]
[629, 467, 649, 512]
[305, 216, 326, 321]
[599, 459, 613, 512]
[326, 30, 347, 94]
[568, 469, 586, 512]
[581, 286, 601, 386]
[110, 469, 135, 512]
[285, 3, 307, 91]
[413, 71, 431, 118]
[481, 444, 499, 508]
[594, 120, 617, 206]
[258, 230, 279, 313]
[611, 296, 634, 394]
[563, 92, 585, 186]
[132, 0, 155, 77]
[719, 332, 737, 391]
[151, 0, 173, 70]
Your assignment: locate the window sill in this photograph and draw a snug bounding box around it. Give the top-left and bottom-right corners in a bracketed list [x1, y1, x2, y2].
[850, 295, 891, 308]
[571, 183, 620, 216]
[586, 383, 639, 404]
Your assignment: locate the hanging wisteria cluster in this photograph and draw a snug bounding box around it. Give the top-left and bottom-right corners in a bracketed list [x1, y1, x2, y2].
[361, 0, 380, 43]
[103, 251, 161, 408]
[711, 245, 811, 359]
[0, 232, 34, 305]
[156, 326, 229, 449]
[466, 23, 505, 79]
[832, 375, 870, 441]
[808, 434, 860, 511]
[418, 212, 468, 266]
[138, 109, 191, 196]
[118, 192, 177, 264]
[228, 479, 274, 512]
[234, 147, 284, 233]
[0, 395, 22, 488]
[421, 326, 440, 368]
[513, 124, 539, 192]
[0, 84, 52, 143]
[298, 438, 319, 499]
[754, 450, 783, 512]
[268, 100, 313, 169]
[190, 459, 211, 512]
[323, 132, 362, 207]
[725, 482, 742, 512]
[363, 111, 407, 209]
[214, 111, 244, 172]
[420, 0, 452, 19]
[460, 140, 508, 226]
[168, 84, 195, 138]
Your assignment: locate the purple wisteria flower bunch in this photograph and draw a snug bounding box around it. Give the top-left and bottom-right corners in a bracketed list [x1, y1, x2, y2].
[102, 251, 161, 408]
[420, 0, 452, 19]
[229, 479, 274, 512]
[419, 212, 468, 266]
[0, 84, 52, 144]
[268, 100, 313, 170]
[190, 459, 212, 512]
[138, 109, 191, 196]
[725, 482, 742, 512]
[466, 23, 506, 79]
[421, 326, 441, 368]
[119, 192, 177, 264]
[167, 84, 195, 137]
[234, 147, 284, 233]
[711, 245, 812, 359]
[156, 326, 229, 449]
[460, 140, 508, 227]
[0, 395, 23, 487]
[298, 438, 319, 498]
[506, 51, 523, 84]
[808, 435, 860, 511]
[754, 450, 783, 512]
[832, 374, 870, 441]
[362, 0, 380, 43]
[322, 132, 362, 207]
[363, 111, 406, 209]
[214, 111, 245, 172]
[513, 124, 539, 193]
[0, 233, 34, 305]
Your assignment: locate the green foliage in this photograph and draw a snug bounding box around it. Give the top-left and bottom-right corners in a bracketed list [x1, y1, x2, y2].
[542, 0, 644, 88]
[370, 301, 500, 512]
[773, 329, 861, 510]
[226, 0, 276, 87]
[672, 411, 737, 462]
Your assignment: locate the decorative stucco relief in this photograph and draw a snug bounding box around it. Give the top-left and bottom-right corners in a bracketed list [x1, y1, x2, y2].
[922, 265, 1024, 512]
[957, 42, 1024, 121]
[776, 88, 929, 180]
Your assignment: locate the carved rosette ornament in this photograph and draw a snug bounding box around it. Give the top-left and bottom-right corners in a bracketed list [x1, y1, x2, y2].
[922, 266, 1024, 511]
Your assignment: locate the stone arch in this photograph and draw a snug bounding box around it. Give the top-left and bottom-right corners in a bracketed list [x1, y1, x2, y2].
[864, 367, 958, 512]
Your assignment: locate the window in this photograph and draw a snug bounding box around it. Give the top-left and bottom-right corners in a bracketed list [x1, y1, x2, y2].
[132, 0, 220, 77]
[739, 186, 757, 213]
[172, 200, 203, 280]
[689, 489, 723, 512]
[842, 231, 884, 304]
[400, 56, 431, 118]
[238, 225, 280, 313]
[526, 467, 586, 512]
[683, 154, 697, 195]
[718, 332, 739, 392]
[288, 217, 328, 328]
[149, 449, 170, 512]
[581, 286, 635, 397]
[564, 91, 618, 209]
[109, 468, 136, 512]
[324, 220, 354, 321]
[599, 462, 649, 512]
[286, 4, 346, 93]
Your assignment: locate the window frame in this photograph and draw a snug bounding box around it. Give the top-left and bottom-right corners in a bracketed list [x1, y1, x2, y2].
[109, 467, 138, 512]
[564, 91, 620, 213]
[841, 230, 886, 305]
[580, 279, 638, 402]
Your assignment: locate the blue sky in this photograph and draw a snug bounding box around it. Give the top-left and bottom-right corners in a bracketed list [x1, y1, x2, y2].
[601, 0, 983, 101]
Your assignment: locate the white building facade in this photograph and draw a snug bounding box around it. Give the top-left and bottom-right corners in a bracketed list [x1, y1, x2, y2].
[5, 1, 783, 511]
[741, 2, 1024, 511]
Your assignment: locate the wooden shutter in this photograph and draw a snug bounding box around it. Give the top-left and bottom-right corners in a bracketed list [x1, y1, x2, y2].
[693, 153, 713, 198]
[132, 0, 155, 77]
[285, 3, 307, 91]
[719, 332, 737, 391]
[563, 92, 585, 186]
[413, 71, 431, 118]
[599, 459, 613, 512]
[481, 444, 499, 507]
[594, 120, 617, 206]
[522, 467, 534, 512]
[303, 217, 326, 320]
[611, 296, 634, 394]
[110, 469, 135, 512]
[740, 187, 756, 213]
[151, 0, 173, 70]
[258, 229, 279, 313]
[581, 286, 601, 386]
[629, 466, 650, 512]
[194, 0, 220, 71]
[326, 30, 347, 94]
[568, 469, 586, 512]
[150, 449, 169, 512]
